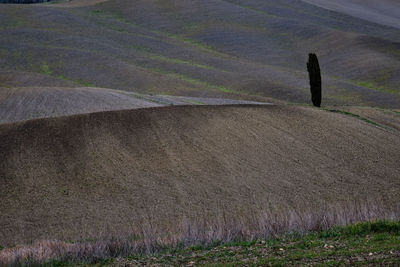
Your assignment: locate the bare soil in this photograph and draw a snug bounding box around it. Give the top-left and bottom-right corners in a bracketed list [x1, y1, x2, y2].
[330, 106, 400, 131]
[1, 104, 399, 247]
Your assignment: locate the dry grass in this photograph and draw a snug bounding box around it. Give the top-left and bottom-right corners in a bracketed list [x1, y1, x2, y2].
[1, 199, 398, 266]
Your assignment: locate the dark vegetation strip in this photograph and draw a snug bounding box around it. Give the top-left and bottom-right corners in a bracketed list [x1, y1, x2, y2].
[326, 109, 388, 129]
[30, 220, 400, 266]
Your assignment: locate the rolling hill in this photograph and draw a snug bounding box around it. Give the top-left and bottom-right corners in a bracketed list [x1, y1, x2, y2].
[0, 0, 400, 107]
[1, 0, 400, 264]
[1, 105, 399, 249]
[303, 0, 400, 29]
[0, 86, 266, 123]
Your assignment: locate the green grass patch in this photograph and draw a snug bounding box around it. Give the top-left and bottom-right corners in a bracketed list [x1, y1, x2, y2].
[40, 63, 53, 76]
[319, 220, 400, 238]
[120, 220, 400, 266]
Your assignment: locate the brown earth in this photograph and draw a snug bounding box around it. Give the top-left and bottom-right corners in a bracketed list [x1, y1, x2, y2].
[0, 104, 399, 247]
[330, 106, 400, 131]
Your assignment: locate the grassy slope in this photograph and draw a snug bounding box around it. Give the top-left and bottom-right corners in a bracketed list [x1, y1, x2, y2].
[111, 221, 400, 266]
[0, 0, 400, 107]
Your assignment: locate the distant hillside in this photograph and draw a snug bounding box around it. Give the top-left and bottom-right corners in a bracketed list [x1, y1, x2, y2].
[303, 0, 400, 29]
[0, 0, 400, 107]
[0, 0, 50, 3]
[1, 105, 399, 247]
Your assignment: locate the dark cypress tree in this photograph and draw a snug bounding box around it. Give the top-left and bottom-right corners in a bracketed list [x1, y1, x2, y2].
[307, 53, 322, 107]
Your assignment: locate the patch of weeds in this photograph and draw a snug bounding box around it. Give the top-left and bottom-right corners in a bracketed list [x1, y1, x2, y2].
[224, 239, 258, 248]
[127, 254, 141, 261]
[372, 233, 390, 242]
[320, 220, 400, 238]
[255, 256, 289, 266]
[188, 244, 206, 251]
[342, 220, 400, 236]
[319, 227, 342, 238]
[325, 260, 342, 266]
[40, 63, 52, 75]
[39, 260, 72, 267]
[0, 245, 4, 250]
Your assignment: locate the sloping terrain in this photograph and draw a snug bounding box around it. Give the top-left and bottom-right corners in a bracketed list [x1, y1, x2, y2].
[0, 86, 265, 123]
[303, 0, 400, 29]
[0, 86, 162, 123]
[329, 106, 400, 132]
[0, 0, 400, 107]
[1, 105, 399, 247]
